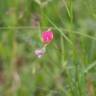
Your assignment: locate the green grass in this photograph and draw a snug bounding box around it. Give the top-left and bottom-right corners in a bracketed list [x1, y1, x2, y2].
[0, 0, 96, 96]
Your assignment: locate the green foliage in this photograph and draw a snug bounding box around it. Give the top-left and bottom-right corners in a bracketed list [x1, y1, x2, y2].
[0, 0, 96, 96]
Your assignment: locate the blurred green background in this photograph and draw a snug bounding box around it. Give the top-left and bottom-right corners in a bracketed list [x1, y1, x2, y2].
[0, 0, 96, 96]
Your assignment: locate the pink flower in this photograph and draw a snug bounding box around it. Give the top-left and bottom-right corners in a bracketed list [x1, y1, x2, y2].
[34, 28, 53, 58]
[42, 30, 53, 44]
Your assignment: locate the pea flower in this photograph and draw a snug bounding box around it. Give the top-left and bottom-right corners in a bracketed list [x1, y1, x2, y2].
[35, 28, 53, 58]
[42, 29, 53, 44]
[34, 47, 46, 58]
